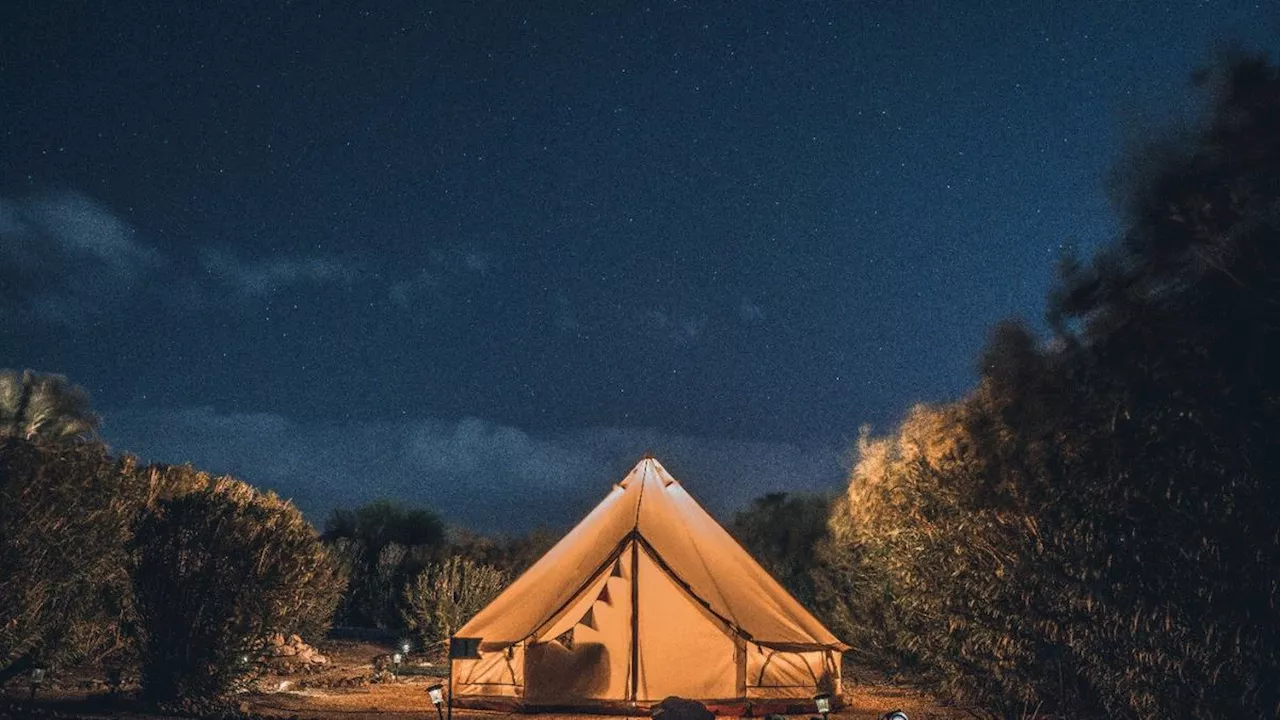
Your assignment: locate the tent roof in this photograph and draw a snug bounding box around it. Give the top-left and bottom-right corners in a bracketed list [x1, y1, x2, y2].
[456, 457, 848, 651]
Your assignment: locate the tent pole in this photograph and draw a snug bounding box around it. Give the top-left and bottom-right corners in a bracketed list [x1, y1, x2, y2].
[630, 538, 640, 704]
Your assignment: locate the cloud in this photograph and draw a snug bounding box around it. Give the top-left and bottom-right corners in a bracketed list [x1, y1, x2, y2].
[199, 248, 356, 298]
[386, 248, 498, 309]
[0, 192, 164, 325]
[642, 309, 708, 342]
[103, 407, 849, 532]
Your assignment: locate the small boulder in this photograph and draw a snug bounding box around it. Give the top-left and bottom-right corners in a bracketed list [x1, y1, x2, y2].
[311, 654, 328, 664]
[270, 633, 286, 647]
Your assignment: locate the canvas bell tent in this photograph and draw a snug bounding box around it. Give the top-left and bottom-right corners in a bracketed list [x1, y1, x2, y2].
[450, 457, 848, 713]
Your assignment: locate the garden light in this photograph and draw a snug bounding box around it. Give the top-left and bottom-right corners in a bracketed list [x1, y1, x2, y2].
[393, 652, 403, 666]
[881, 712, 908, 720]
[427, 683, 446, 720]
[814, 692, 831, 718]
[29, 665, 46, 708]
[401, 639, 412, 655]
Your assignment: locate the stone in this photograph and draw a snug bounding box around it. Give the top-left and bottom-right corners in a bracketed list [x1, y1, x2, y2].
[651, 696, 714, 720]
[270, 633, 285, 646]
[311, 654, 328, 664]
[289, 634, 304, 646]
[277, 645, 297, 657]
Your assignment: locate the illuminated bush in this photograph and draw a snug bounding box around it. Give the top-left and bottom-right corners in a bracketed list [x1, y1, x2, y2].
[0, 438, 146, 679]
[826, 58, 1280, 718]
[131, 476, 346, 703]
[402, 556, 506, 647]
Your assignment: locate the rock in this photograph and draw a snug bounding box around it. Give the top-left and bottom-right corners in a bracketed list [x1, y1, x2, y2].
[270, 633, 285, 646]
[277, 645, 297, 657]
[651, 696, 714, 720]
[311, 654, 328, 664]
[289, 634, 304, 646]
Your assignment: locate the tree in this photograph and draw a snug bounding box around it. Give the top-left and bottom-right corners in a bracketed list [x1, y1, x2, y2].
[322, 500, 446, 628]
[829, 56, 1280, 718]
[402, 556, 506, 647]
[323, 499, 446, 550]
[131, 476, 346, 705]
[0, 438, 147, 686]
[728, 492, 831, 610]
[0, 369, 99, 442]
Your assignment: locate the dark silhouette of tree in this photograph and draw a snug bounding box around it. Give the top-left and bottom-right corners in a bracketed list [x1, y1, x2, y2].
[322, 500, 446, 628]
[728, 492, 831, 610]
[825, 56, 1280, 718]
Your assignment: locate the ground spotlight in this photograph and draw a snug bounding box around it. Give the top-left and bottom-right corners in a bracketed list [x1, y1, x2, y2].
[814, 692, 831, 719]
[28, 664, 47, 709]
[881, 711, 908, 720]
[427, 683, 446, 720]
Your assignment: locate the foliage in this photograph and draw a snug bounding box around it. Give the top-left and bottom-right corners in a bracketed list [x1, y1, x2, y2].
[322, 500, 553, 630]
[0, 369, 100, 442]
[130, 475, 346, 704]
[445, 526, 559, 576]
[402, 556, 507, 647]
[0, 438, 148, 681]
[323, 500, 446, 628]
[323, 499, 446, 550]
[728, 492, 831, 610]
[827, 57, 1280, 719]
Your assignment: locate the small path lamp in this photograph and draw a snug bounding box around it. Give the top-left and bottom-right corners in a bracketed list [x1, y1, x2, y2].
[813, 692, 832, 720]
[391, 652, 403, 679]
[427, 683, 446, 720]
[29, 664, 47, 710]
[880, 711, 908, 720]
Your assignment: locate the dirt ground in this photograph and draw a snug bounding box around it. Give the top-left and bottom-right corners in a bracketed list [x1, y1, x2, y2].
[4, 640, 970, 720]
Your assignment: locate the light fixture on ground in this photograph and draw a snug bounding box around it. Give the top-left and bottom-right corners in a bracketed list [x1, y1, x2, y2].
[814, 692, 832, 720]
[392, 652, 403, 679]
[401, 639, 411, 655]
[881, 711, 908, 720]
[29, 664, 47, 709]
[427, 683, 446, 720]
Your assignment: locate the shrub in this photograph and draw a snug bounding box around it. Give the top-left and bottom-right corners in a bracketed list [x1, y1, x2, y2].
[0, 438, 147, 683]
[130, 475, 346, 704]
[827, 58, 1280, 719]
[402, 556, 506, 647]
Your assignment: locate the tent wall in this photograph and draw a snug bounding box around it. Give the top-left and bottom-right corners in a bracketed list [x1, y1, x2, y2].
[452, 644, 524, 698]
[744, 646, 840, 700]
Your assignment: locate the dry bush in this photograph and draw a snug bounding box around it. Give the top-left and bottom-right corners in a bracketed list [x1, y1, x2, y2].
[130, 475, 346, 704]
[824, 57, 1280, 720]
[402, 556, 506, 647]
[0, 438, 147, 681]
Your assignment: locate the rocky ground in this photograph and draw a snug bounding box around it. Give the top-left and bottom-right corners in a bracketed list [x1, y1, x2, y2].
[1, 639, 968, 720]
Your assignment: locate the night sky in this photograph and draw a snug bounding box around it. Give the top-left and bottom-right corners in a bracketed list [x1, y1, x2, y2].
[3, 1, 1275, 530]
